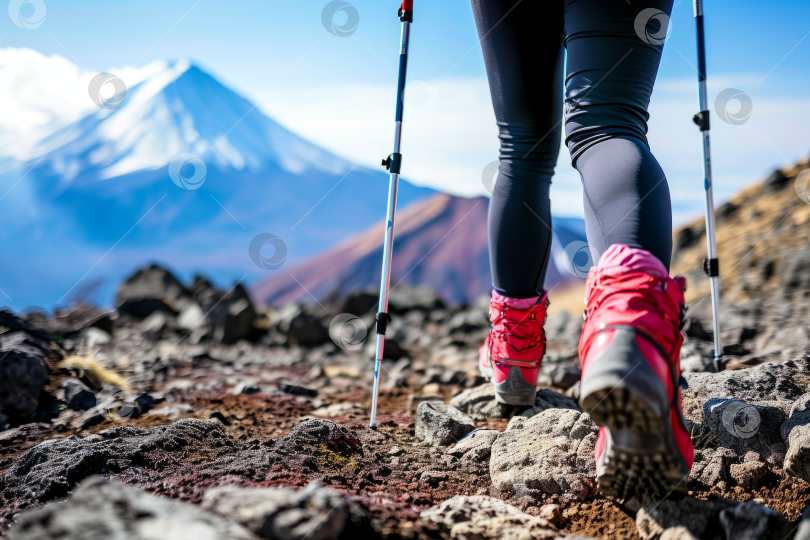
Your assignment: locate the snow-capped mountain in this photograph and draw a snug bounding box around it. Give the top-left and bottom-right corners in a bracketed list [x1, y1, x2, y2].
[0, 48, 434, 310]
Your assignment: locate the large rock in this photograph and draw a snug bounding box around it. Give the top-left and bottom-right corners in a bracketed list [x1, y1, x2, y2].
[718, 500, 794, 540]
[203, 482, 346, 540]
[190, 277, 260, 344]
[781, 392, 810, 481]
[682, 357, 810, 429]
[0, 418, 255, 516]
[8, 477, 256, 540]
[116, 264, 192, 319]
[490, 409, 598, 501]
[446, 429, 499, 462]
[420, 495, 592, 540]
[416, 402, 475, 446]
[450, 384, 503, 420]
[701, 398, 788, 461]
[0, 311, 54, 426]
[632, 495, 792, 540]
[274, 304, 330, 347]
[266, 418, 364, 472]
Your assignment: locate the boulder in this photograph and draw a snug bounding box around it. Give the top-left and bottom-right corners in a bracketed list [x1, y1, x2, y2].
[416, 402, 475, 446]
[0, 311, 53, 426]
[701, 398, 787, 461]
[202, 482, 346, 540]
[116, 264, 192, 318]
[446, 429, 500, 462]
[729, 460, 768, 490]
[719, 500, 794, 540]
[682, 358, 810, 444]
[781, 393, 810, 482]
[450, 384, 503, 420]
[274, 304, 330, 347]
[191, 277, 259, 344]
[490, 409, 598, 501]
[0, 419, 239, 515]
[632, 496, 737, 539]
[62, 379, 96, 411]
[8, 477, 256, 540]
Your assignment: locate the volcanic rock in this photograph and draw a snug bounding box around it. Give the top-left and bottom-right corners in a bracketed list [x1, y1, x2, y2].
[416, 402, 475, 446]
[446, 429, 499, 462]
[420, 495, 588, 540]
[116, 264, 192, 319]
[490, 409, 598, 501]
[8, 476, 256, 540]
[202, 482, 346, 540]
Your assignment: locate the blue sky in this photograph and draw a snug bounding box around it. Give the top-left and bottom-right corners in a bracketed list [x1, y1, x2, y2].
[3, 0, 810, 224]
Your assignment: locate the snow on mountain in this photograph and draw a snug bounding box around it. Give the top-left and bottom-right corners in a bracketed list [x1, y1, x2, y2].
[0, 48, 434, 310]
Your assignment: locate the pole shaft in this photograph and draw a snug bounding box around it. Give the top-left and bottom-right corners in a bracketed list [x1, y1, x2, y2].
[370, 19, 411, 428]
[694, 0, 722, 365]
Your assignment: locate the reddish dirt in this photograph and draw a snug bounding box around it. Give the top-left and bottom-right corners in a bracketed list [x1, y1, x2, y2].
[5, 381, 810, 539]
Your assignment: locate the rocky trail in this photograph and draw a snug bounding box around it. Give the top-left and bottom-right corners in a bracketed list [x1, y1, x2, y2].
[3, 161, 810, 539]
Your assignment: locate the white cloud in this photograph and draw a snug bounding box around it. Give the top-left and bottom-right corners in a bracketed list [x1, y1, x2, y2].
[256, 76, 810, 225]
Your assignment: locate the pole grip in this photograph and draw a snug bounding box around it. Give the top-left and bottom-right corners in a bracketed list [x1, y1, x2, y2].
[399, 0, 413, 22]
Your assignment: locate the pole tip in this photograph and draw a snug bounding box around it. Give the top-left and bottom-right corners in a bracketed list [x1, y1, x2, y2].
[369, 423, 378, 430]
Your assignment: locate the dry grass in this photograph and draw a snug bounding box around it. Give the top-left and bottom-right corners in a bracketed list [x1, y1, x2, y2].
[60, 355, 132, 394]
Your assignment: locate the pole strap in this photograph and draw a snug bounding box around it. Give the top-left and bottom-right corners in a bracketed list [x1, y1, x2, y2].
[382, 153, 402, 174]
[376, 312, 392, 335]
[703, 258, 719, 277]
[693, 111, 710, 131]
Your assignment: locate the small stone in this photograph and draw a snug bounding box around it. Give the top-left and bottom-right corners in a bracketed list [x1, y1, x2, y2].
[719, 500, 793, 540]
[537, 504, 563, 526]
[445, 429, 499, 462]
[729, 460, 767, 490]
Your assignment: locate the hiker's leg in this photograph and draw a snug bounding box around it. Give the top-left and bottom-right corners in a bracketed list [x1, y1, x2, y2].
[471, 0, 565, 298]
[564, 0, 674, 269]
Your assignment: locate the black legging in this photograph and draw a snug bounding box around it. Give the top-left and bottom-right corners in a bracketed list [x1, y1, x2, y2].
[472, 0, 675, 298]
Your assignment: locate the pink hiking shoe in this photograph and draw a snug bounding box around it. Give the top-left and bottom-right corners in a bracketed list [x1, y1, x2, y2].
[578, 244, 694, 499]
[479, 291, 549, 406]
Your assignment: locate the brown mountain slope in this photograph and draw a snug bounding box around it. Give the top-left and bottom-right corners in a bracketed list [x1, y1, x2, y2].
[671, 158, 810, 305]
[251, 193, 581, 307]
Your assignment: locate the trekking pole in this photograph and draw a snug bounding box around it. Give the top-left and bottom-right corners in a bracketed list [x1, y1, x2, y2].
[692, 0, 723, 372]
[370, 0, 413, 428]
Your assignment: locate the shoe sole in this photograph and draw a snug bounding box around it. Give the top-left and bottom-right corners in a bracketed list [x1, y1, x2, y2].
[580, 327, 689, 500]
